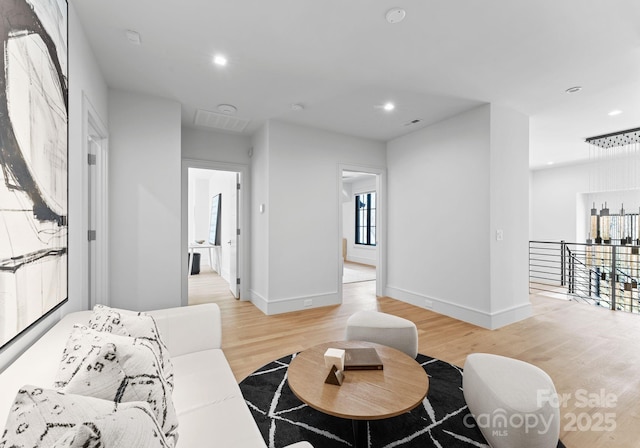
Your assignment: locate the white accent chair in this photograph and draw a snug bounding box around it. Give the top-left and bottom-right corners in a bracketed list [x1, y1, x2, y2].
[345, 310, 418, 358]
[463, 353, 560, 448]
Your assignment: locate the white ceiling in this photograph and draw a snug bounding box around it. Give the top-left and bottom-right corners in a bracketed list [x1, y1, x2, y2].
[71, 0, 640, 168]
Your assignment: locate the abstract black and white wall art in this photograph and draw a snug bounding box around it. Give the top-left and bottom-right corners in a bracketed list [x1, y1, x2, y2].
[0, 0, 68, 349]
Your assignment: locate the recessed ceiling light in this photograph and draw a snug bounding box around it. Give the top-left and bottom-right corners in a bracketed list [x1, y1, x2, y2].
[213, 55, 228, 66]
[386, 8, 406, 24]
[547, 161, 554, 165]
[125, 29, 141, 45]
[383, 102, 395, 112]
[565, 86, 582, 94]
[608, 110, 623, 116]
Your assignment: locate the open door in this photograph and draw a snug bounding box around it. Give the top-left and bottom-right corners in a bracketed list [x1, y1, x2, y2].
[228, 173, 240, 298]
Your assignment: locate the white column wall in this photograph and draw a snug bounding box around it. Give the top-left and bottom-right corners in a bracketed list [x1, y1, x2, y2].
[108, 91, 181, 311]
[1, 5, 108, 371]
[488, 104, 532, 327]
[250, 124, 270, 307]
[386, 106, 493, 326]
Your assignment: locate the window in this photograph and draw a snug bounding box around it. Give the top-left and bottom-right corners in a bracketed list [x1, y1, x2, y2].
[355, 192, 376, 246]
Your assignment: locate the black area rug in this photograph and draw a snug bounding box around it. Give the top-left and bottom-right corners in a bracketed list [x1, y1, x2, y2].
[239, 353, 566, 448]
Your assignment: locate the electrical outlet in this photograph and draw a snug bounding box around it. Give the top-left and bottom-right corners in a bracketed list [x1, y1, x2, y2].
[303, 299, 312, 307]
[496, 229, 504, 241]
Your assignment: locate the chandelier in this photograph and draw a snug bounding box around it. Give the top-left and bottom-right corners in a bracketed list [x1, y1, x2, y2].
[586, 127, 640, 245]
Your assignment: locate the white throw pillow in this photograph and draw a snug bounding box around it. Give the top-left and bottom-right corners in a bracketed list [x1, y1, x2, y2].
[54, 325, 178, 447]
[87, 304, 174, 390]
[0, 386, 169, 448]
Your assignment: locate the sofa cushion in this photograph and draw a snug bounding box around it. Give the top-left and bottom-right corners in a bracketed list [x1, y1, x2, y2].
[177, 400, 268, 447]
[54, 325, 178, 447]
[88, 305, 174, 389]
[170, 349, 267, 447]
[0, 385, 169, 448]
[171, 349, 244, 413]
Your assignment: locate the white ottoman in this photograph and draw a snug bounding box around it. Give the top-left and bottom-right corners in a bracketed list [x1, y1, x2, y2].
[463, 353, 560, 448]
[345, 311, 418, 358]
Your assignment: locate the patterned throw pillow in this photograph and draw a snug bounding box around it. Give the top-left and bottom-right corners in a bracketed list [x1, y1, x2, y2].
[0, 386, 170, 448]
[54, 325, 178, 448]
[87, 305, 174, 390]
[51, 407, 170, 448]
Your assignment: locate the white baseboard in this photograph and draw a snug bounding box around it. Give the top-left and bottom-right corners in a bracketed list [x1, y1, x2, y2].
[488, 302, 532, 329]
[249, 290, 269, 314]
[385, 285, 531, 329]
[346, 256, 376, 266]
[249, 290, 340, 315]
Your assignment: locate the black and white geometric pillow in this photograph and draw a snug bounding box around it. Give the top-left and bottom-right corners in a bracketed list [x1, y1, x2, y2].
[0, 386, 170, 448]
[87, 305, 174, 390]
[54, 325, 178, 448]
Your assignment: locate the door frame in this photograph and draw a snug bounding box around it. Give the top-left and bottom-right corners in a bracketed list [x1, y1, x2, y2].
[82, 93, 109, 308]
[337, 164, 386, 299]
[181, 159, 250, 305]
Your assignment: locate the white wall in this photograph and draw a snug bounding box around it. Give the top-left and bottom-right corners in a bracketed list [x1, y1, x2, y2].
[108, 91, 181, 311]
[531, 160, 640, 244]
[387, 106, 492, 325]
[250, 124, 270, 304]
[0, 4, 108, 371]
[182, 127, 251, 165]
[488, 104, 532, 327]
[530, 163, 589, 242]
[386, 105, 531, 329]
[191, 177, 210, 243]
[343, 176, 377, 266]
[67, 4, 108, 314]
[252, 120, 386, 314]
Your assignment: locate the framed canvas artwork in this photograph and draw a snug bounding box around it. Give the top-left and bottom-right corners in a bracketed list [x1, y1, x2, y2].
[0, 0, 68, 349]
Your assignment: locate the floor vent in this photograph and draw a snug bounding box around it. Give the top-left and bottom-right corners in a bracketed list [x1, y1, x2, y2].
[194, 109, 250, 132]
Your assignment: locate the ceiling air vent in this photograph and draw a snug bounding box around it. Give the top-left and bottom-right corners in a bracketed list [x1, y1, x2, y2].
[403, 119, 422, 127]
[194, 109, 250, 132]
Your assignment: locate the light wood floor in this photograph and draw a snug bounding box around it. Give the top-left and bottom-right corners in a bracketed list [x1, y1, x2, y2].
[342, 260, 376, 284]
[188, 269, 640, 448]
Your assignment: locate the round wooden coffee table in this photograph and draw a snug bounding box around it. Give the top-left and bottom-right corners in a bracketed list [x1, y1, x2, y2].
[287, 340, 429, 447]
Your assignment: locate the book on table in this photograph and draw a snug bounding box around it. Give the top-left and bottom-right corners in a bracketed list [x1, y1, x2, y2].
[344, 348, 383, 370]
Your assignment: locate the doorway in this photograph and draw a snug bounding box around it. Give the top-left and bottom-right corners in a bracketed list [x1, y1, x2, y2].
[338, 165, 386, 300]
[182, 159, 249, 306]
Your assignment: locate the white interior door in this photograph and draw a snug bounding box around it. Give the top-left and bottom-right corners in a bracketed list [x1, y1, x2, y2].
[228, 173, 239, 298]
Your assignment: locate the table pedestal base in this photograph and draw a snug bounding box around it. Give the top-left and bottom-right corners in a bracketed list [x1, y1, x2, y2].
[352, 420, 367, 448]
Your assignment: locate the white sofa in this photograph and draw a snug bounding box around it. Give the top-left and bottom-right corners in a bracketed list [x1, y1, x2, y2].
[0, 303, 312, 448]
